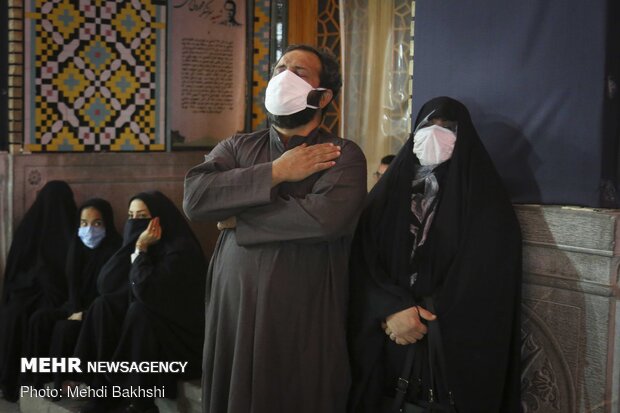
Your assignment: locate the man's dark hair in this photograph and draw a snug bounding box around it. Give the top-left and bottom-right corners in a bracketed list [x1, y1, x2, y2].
[279, 44, 342, 99]
[381, 155, 396, 165]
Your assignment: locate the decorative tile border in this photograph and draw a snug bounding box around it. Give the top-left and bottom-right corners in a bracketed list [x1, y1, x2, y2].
[317, 0, 341, 136]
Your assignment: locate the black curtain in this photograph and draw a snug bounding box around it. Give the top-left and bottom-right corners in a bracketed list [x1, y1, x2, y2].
[412, 0, 619, 207]
[607, 0, 620, 207]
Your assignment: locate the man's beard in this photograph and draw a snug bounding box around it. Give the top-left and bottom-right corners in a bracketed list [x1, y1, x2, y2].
[268, 108, 318, 129]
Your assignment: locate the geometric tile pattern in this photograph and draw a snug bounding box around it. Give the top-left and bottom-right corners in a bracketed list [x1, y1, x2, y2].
[25, 0, 166, 152]
[317, 0, 341, 136]
[410, 1, 415, 131]
[251, 0, 272, 130]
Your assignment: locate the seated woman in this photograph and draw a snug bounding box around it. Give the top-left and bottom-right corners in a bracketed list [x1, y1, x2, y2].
[75, 191, 206, 413]
[23, 198, 122, 390]
[347, 97, 522, 413]
[0, 180, 77, 402]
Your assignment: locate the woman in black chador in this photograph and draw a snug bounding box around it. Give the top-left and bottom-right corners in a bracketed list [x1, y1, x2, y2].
[75, 191, 206, 413]
[0, 180, 77, 402]
[347, 97, 522, 413]
[23, 198, 122, 390]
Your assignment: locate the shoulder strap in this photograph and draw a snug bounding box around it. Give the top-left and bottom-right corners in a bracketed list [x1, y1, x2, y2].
[391, 342, 417, 412]
[390, 298, 456, 412]
[424, 297, 455, 407]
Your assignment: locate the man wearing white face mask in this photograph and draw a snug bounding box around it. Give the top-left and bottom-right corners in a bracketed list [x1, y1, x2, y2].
[184, 45, 367, 413]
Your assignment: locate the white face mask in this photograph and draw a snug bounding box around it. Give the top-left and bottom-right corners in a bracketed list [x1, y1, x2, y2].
[264, 70, 326, 116]
[412, 125, 457, 166]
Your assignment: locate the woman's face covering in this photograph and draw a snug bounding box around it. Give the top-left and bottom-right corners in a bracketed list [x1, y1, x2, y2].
[78, 207, 106, 249]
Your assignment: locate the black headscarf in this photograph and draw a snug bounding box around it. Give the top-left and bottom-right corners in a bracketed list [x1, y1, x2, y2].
[109, 192, 206, 393]
[125, 191, 206, 326]
[65, 198, 122, 313]
[348, 97, 522, 413]
[94, 197, 150, 304]
[2, 180, 76, 305]
[95, 191, 206, 311]
[75, 195, 152, 368]
[128, 191, 203, 255]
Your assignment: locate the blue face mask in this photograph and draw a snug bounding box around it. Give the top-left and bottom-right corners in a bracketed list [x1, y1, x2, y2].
[78, 226, 106, 249]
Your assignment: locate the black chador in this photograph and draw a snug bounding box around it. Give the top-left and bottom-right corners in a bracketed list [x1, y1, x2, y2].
[347, 97, 522, 413]
[0, 181, 77, 402]
[110, 191, 206, 394]
[23, 198, 121, 389]
[74, 200, 146, 383]
[74, 191, 206, 401]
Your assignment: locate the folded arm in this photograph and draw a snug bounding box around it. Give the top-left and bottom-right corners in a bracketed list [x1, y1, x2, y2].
[235, 142, 367, 245]
[183, 137, 274, 222]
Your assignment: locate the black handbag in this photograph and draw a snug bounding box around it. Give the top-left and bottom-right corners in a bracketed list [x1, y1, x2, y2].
[382, 297, 457, 413]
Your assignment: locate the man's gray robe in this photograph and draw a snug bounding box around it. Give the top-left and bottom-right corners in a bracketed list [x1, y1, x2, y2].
[183, 127, 367, 413]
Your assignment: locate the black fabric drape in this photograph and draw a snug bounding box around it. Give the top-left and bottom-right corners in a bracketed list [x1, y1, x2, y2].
[0, 181, 76, 401]
[348, 97, 522, 413]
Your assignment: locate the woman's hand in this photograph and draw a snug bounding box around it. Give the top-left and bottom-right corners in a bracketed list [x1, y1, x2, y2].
[68, 312, 83, 321]
[383, 305, 437, 345]
[136, 217, 161, 252]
